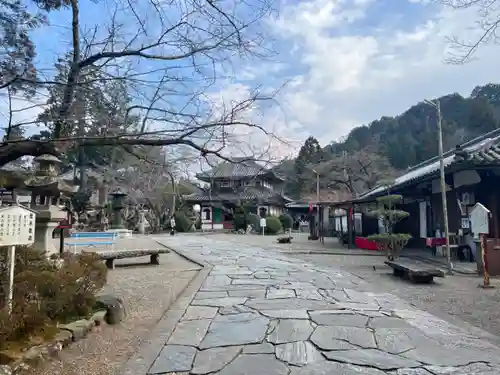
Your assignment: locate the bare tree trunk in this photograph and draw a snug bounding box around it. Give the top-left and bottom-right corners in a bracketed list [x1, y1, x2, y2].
[77, 117, 87, 192]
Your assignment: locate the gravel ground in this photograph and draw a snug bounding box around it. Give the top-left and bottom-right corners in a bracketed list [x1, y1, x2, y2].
[292, 252, 500, 342]
[27, 251, 200, 375]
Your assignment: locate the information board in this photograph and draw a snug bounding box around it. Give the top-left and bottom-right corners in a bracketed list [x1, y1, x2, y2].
[470, 202, 490, 238]
[0, 205, 36, 247]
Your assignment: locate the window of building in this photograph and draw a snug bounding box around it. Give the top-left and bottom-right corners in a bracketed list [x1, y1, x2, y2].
[202, 208, 211, 221]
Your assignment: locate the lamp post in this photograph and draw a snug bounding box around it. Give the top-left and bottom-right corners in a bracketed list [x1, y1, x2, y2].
[424, 98, 453, 275]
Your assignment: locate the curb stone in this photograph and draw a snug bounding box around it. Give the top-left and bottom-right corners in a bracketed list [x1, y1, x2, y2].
[119, 240, 212, 375]
[1, 307, 115, 374]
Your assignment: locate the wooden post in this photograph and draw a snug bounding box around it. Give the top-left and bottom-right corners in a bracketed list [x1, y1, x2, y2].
[7, 245, 15, 315]
[59, 229, 64, 255]
[347, 205, 354, 249]
[479, 233, 494, 289]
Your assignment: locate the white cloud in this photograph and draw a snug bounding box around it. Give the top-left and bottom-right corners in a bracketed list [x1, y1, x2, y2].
[236, 0, 500, 149]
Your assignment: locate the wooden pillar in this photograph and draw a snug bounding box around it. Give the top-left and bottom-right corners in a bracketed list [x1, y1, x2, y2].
[445, 172, 457, 234]
[491, 193, 499, 238]
[347, 204, 354, 249]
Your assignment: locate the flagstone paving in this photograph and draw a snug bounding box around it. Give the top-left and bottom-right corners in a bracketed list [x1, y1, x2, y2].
[142, 235, 500, 375]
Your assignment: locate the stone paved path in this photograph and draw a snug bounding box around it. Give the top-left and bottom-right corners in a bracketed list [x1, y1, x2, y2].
[143, 235, 500, 375]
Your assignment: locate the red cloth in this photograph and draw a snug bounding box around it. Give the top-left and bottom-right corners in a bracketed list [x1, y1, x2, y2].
[426, 237, 446, 247]
[355, 236, 379, 251]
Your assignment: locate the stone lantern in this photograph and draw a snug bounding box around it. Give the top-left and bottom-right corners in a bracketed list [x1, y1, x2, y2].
[24, 154, 75, 256]
[109, 189, 128, 230]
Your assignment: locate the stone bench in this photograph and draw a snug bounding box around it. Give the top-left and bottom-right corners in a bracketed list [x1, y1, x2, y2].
[85, 249, 170, 269]
[385, 259, 445, 284]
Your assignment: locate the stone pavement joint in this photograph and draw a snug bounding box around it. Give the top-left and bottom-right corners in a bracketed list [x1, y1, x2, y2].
[140, 235, 500, 375]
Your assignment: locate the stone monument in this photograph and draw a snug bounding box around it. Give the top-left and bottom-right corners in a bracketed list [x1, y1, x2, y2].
[24, 154, 75, 256]
[138, 209, 146, 234]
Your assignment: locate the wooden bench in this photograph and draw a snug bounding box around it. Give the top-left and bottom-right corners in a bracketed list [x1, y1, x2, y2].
[385, 259, 445, 284]
[65, 232, 117, 253]
[85, 249, 171, 269]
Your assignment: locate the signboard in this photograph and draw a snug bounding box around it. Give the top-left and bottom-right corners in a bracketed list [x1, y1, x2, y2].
[0, 205, 36, 247]
[260, 218, 266, 227]
[0, 205, 37, 315]
[470, 202, 490, 238]
[460, 216, 470, 229]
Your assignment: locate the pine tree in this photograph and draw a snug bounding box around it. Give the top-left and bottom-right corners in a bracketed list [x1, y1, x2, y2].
[367, 193, 411, 260]
[290, 137, 324, 198]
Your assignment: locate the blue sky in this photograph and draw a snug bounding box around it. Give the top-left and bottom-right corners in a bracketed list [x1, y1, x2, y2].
[8, 0, 500, 159]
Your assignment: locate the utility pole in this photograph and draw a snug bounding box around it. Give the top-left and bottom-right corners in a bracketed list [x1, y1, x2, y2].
[312, 169, 320, 239]
[425, 99, 453, 274]
[316, 172, 320, 203]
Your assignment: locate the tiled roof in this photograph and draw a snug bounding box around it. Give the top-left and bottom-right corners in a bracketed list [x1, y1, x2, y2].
[183, 187, 291, 203]
[300, 190, 352, 203]
[467, 142, 500, 163]
[357, 129, 500, 201]
[196, 158, 283, 181]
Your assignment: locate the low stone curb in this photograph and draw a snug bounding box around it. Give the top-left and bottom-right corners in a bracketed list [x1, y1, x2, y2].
[119, 241, 213, 375]
[0, 310, 108, 375]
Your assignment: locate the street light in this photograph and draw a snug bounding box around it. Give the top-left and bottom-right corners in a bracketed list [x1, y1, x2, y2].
[424, 98, 453, 275]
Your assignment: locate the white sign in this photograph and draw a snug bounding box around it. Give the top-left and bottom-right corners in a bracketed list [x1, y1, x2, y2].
[0, 205, 37, 316]
[0, 205, 36, 246]
[470, 202, 490, 238]
[461, 217, 470, 229]
[260, 218, 267, 227]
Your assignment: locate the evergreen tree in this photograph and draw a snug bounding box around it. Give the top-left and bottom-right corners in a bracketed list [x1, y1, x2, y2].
[367, 193, 411, 260]
[290, 136, 324, 198]
[38, 54, 139, 168]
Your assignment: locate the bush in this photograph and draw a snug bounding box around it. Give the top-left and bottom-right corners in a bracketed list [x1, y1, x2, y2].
[247, 213, 261, 232]
[0, 247, 107, 350]
[265, 216, 282, 235]
[174, 211, 193, 232]
[232, 213, 247, 231]
[194, 216, 202, 230]
[279, 213, 293, 230]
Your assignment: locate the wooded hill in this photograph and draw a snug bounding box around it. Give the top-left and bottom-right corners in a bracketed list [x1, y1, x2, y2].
[279, 83, 500, 199]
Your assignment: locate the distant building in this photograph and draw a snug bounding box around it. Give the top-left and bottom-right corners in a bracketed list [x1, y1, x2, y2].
[183, 158, 292, 230]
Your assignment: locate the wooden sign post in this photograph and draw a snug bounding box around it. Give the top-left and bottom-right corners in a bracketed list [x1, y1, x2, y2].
[479, 233, 493, 288]
[0, 205, 37, 314]
[260, 218, 266, 236]
[470, 203, 494, 289]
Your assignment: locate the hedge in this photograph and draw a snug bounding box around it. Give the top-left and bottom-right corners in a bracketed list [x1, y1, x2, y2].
[0, 247, 107, 350]
[278, 213, 293, 230]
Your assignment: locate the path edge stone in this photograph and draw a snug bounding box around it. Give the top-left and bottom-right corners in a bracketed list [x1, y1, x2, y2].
[161, 241, 209, 268]
[119, 240, 213, 375]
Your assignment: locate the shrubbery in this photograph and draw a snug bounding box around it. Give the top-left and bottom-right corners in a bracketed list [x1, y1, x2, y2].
[232, 213, 247, 231]
[247, 213, 261, 232]
[0, 247, 107, 350]
[265, 216, 283, 234]
[174, 211, 193, 232]
[278, 213, 293, 230]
